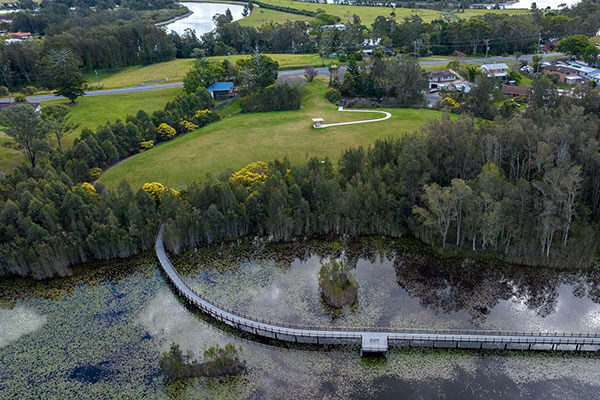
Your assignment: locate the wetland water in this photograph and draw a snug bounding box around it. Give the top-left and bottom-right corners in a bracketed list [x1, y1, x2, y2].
[166, 2, 245, 36]
[2, 238, 600, 399]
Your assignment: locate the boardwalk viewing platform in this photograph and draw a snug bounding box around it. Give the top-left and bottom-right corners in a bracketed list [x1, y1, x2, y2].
[155, 226, 600, 355]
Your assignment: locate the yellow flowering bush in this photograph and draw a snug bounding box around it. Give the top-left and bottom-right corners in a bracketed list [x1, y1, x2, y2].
[142, 182, 179, 202]
[193, 109, 220, 127]
[157, 123, 177, 140]
[193, 109, 211, 119]
[140, 140, 154, 151]
[73, 182, 97, 195]
[179, 120, 199, 132]
[89, 167, 102, 180]
[229, 161, 270, 191]
[442, 96, 460, 110]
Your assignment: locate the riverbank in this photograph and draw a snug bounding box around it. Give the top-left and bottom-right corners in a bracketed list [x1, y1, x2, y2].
[155, 9, 193, 27]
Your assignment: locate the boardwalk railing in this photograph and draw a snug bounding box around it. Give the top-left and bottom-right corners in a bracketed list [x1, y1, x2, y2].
[155, 225, 600, 353]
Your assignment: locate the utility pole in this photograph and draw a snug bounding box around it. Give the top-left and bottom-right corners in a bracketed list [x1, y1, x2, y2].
[95, 69, 99, 87]
[484, 39, 489, 59]
[413, 39, 421, 58]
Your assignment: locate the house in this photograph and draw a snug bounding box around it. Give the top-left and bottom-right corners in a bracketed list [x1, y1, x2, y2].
[561, 60, 600, 83]
[541, 64, 580, 83]
[320, 24, 346, 31]
[427, 70, 457, 89]
[0, 16, 13, 24]
[565, 75, 585, 85]
[361, 45, 393, 57]
[501, 85, 531, 98]
[543, 61, 600, 84]
[7, 32, 32, 40]
[206, 81, 234, 99]
[480, 63, 509, 79]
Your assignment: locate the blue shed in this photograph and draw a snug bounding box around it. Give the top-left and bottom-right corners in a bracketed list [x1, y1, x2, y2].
[206, 81, 234, 99]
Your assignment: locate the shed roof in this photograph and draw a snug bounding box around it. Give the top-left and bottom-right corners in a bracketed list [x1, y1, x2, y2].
[427, 70, 456, 79]
[207, 81, 234, 92]
[501, 85, 531, 96]
[481, 63, 509, 70]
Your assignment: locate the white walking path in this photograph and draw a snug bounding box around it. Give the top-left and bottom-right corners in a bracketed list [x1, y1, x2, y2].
[313, 106, 392, 129]
[155, 225, 600, 354]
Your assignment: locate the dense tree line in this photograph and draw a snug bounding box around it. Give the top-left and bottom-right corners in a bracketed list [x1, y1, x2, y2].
[2, 83, 600, 278]
[336, 55, 428, 105]
[370, 1, 600, 57]
[160, 108, 598, 269]
[0, 88, 220, 278]
[240, 80, 303, 112]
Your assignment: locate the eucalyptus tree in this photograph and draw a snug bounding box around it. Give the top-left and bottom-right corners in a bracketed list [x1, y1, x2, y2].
[0, 103, 50, 168]
[42, 104, 79, 151]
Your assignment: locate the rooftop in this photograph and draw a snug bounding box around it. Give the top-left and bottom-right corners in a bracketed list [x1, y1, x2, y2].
[501, 85, 531, 96]
[427, 70, 456, 79]
[206, 81, 234, 92]
[481, 63, 509, 70]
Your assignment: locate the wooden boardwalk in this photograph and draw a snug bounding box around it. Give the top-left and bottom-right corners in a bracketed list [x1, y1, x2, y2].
[155, 226, 600, 354]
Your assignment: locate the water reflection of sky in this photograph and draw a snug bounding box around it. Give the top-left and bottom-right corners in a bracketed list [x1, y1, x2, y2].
[166, 2, 245, 36]
[0, 305, 46, 348]
[3, 261, 600, 399]
[183, 249, 600, 333]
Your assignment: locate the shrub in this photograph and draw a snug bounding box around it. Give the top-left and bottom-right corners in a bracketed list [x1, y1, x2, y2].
[160, 342, 245, 384]
[229, 161, 270, 191]
[179, 120, 198, 132]
[304, 65, 317, 82]
[157, 123, 177, 140]
[14, 94, 27, 103]
[21, 86, 36, 95]
[0, 86, 8, 97]
[72, 182, 97, 195]
[142, 182, 179, 201]
[240, 82, 302, 113]
[193, 109, 220, 127]
[325, 88, 341, 105]
[139, 140, 155, 151]
[441, 96, 460, 111]
[318, 259, 359, 310]
[89, 167, 103, 180]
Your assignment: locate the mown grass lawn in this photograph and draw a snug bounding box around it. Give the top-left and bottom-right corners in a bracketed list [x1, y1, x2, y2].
[100, 79, 452, 189]
[0, 87, 182, 172]
[85, 54, 339, 89]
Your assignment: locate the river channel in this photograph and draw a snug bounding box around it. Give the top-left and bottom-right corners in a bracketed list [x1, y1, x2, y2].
[1, 237, 600, 399]
[166, 2, 245, 36]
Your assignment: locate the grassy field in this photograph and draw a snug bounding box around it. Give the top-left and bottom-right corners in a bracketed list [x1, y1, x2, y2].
[85, 54, 338, 89]
[197, 0, 529, 26]
[238, 7, 309, 26]
[0, 87, 182, 172]
[100, 78, 451, 189]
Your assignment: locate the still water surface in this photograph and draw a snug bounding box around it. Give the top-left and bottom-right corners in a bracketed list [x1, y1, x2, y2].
[1, 241, 600, 399]
[166, 2, 245, 36]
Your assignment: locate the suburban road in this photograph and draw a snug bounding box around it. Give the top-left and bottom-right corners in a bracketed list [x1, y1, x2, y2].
[19, 52, 562, 103]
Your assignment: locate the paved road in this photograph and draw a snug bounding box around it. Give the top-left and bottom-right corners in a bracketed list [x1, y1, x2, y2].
[18, 81, 184, 103]
[18, 52, 562, 103]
